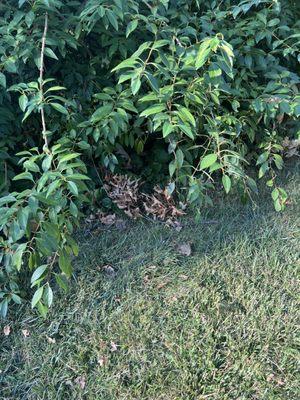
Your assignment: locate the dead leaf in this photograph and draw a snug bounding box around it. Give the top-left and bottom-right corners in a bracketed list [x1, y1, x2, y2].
[177, 243, 192, 256]
[110, 341, 118, 352]
[74, 375, 86, 390]
[102, 265, 116, 277]
[97, 356, 108, 367]
[157, 281, 169, 290]
[100, 213, 116, 225]
[22, 329, 30, 338]
[179, 274, 189, 281]
[3, 325, 11, 336]
[46, 336, 56, 344]
[267, 374, 285, 386]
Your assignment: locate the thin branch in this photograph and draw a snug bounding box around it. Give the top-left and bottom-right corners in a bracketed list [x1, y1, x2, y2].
[39, 12, 48, 149]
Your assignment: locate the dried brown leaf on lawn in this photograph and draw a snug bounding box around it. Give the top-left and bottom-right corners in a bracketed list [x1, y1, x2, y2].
[177, 243, 192, 256]
[3, 325, 11, 336]
[74, 375, 86, 390]
[22, 329, 30, 338]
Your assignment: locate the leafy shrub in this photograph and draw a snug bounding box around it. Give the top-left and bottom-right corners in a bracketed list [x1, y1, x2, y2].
[0, 0, 299, 316]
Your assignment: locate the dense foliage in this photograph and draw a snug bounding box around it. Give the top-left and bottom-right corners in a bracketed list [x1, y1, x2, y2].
[0, 0, 299, 317]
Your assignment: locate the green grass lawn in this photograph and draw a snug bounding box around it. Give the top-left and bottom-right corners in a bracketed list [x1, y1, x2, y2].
[1, 164, 300, 400]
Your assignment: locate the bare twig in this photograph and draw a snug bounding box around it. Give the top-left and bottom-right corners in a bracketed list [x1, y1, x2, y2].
[39, 12, 49, 149]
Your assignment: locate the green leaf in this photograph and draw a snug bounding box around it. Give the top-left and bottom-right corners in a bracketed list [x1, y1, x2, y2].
[169, 160, 176, 177]
[208, 66, 222, 79]
[59, 249, 72, 277]
[0, 72, 7, 88]
[195, 40, 211, 69]
[90, 105, 113, 123]
[66, 173, 90, 181]
[140, 104, 166, 117]
[126, 20, 138, 38]
[178, 124, 195, 140]
[31, 265, 48, 284]
[44, 48, 58, 60]
[37, 301, 48, 318]
[177, 106, 196, 127]
[31, 286, 44, 308]
[45, 86, 66, 93]
[271, 188, 279, 201]
[256, 152, 269, 165]
[222, 175, 231, 194]
[50, 103, 68, 115]
[145, 72, 159, 92]
[11, 243, 27, 271]
[112, 58, 138, 72]
[58, 153, 81, 164]
[13, 171, 34, 182]
[0, 195, 17, 206]
[42, 154, 53, 171]
[67, 181, 78, 196]
[200, 154, 218, 170]
[163, 122, 174, 138]
[131, 76, 141, 95]
[46, 179, 61, 197]
[106, 10, 118, 30]
[23, 160, 39, 172]
[44, 285, 53, 307]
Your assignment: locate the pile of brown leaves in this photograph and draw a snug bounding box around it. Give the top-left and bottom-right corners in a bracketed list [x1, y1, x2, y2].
[103, 174, 185, 223]
[104, 174, 142, 219]
[143, 186, 185, 222]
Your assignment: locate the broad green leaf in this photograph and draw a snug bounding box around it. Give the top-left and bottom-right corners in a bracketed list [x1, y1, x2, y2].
[163, 122, 174, 138]
[177, 106, 196, 127]
[271, 188, 279, 201]
[256, 152, 269, 165]
[222, 175, 231, 194]
[44, 48, 58, 60]
[13, 172, 34, 181]
[31, 286, 44, 308]
[59, 249, 72, 277]
[112, 59, 138, 72]
[67, 181, 78, 196]
[50, 103, 68, 115]
[200, 154, 218, 170]
[195, 40, 211, 69]
[107, 10, 118, 30]
[140, 104, 166, 117]
[44, 285, 53, 307]
[0, 195, 16, 206]
[90, 105, 113, 123]
[58, 153, 81, 164]
[66, 173, 90, 181]
[131, 76, 141, 95]
[42, 154, 53, 171]
[126, 20, 138, 37]
[31, 265, 48, 284]
[178, 124, 195, 140]
[0, 72, 7, 88]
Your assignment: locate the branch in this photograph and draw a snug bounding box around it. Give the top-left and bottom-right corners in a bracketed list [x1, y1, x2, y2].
[39, 12, 49, 149]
